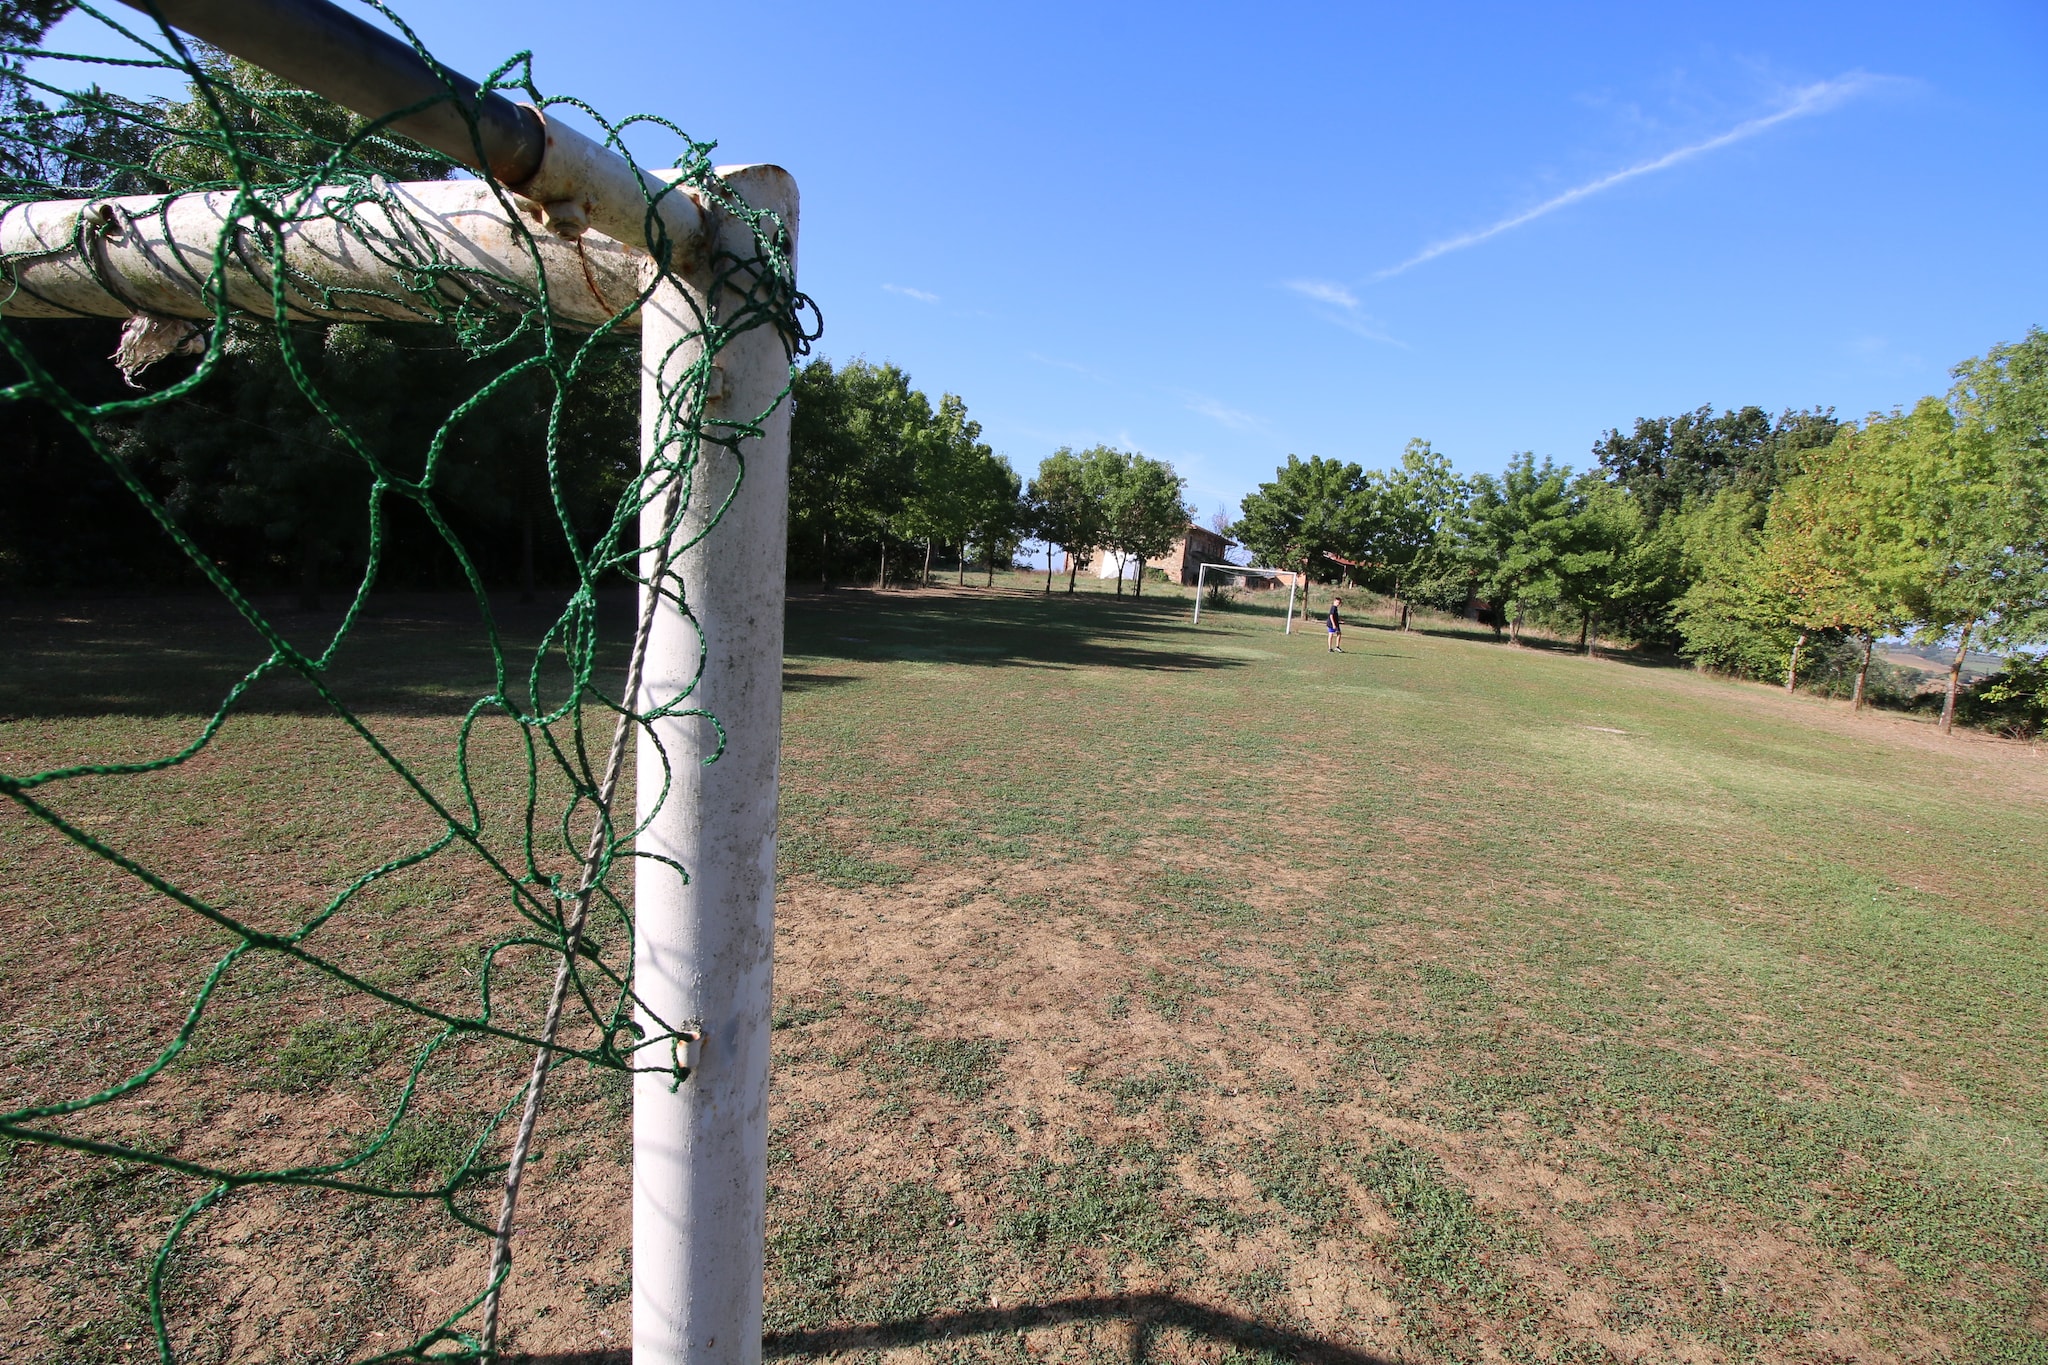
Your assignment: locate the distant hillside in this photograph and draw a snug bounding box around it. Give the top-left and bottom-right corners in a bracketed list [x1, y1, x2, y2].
[1878, 642, 2007, 688]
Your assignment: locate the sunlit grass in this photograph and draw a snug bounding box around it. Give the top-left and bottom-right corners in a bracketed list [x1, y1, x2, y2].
[1, 580, 2042, 1362]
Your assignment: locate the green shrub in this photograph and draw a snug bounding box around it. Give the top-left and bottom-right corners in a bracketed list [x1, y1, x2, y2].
[1957, 653, 2048, 739]
[1797, 637, 1917, 707]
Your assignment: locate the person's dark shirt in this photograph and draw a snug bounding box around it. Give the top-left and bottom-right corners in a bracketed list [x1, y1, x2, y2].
[1327, 604, 1341, 629]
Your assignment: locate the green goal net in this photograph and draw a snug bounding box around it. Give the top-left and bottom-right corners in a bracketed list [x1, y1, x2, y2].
[1, 3, 812, 1358]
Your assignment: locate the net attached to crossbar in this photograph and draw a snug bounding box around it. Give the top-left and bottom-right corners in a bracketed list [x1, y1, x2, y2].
[1, 4, 814, 1358]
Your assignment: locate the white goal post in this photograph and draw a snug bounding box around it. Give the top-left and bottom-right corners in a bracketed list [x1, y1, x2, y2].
[1190, 561, 1300, 631]
[0, 3, 793, 1362]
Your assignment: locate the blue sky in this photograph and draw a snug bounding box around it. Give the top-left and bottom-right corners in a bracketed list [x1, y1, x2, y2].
[40, 1, 2048, 518]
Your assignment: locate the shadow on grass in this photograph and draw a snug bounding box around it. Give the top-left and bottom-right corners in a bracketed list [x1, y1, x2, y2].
[782, 669, 861, 694]
[786, 587, 1248, 676]
[1386, 615, 1695, 671]
[0, 590, 642, 720]
[508, 1292, 1394, 1364]
[0, 584, 1244, 721]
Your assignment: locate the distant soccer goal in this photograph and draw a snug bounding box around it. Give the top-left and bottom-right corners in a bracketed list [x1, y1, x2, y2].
[1189, 562, 1301, 629]
[1, 1, 810, 1361]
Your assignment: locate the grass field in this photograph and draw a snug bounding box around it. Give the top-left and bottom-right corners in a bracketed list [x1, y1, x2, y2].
[1, 577, 2043, 1363]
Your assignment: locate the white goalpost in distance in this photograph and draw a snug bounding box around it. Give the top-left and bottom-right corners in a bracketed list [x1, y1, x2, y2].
[0, 2, 795, 1361]
[1190, 561, 1300, 631]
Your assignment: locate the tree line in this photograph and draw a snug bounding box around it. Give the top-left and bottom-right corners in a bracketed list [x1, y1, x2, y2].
[3, 33, 643, 606]
[1226, 330, 2048, 736]
[3, 23, 1198, 607]
[5, 16, 2041, 733]
[789, 358, 1194, 595]
[788, 358, 1019, 587]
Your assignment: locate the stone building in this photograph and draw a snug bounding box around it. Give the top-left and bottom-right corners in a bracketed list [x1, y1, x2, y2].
[1158, 524, 1232, 585]
[1062, 524, 1241, 585]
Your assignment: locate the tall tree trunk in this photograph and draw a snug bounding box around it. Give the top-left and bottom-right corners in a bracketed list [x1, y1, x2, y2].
[298, 529, 321, 612]
[1044, 546, 1053, 594]
[1067, 557, 1079, 594]
[1577, 612, 1589, 653]
[820, 526, 831, 585]
[1940, 621, 1975, 734]
[1785, 631, 1807, 693]
[519, 509, 536, 605]
[878, 542, 887, 590]
[1853, 635, 1873, 710]
[957, 545, 966, 586]
[922, 539, 933, 588]
[1114, 556, 1123, 596]
[1509, 610, 1523, 646]
[1400, 600, 1411, 631]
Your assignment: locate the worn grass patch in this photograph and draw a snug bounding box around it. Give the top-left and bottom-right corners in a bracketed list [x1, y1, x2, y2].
[3, 580, 2045, 1362]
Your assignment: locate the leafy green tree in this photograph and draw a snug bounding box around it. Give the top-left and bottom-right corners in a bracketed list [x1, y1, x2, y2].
[1957, 653, 2048, 739]
[1027, 447, 1103, 594]
[3, 84, 167, 194]
[2, 0, 168, 193]
[964, 454, 1026, 586]
[1232, 455, 1369, 605]
[788, 358, 927, 586]
[152, 53, 450, 188]
[1666, 489, 1796, 677]
[1460, 454, 1576, 645]
[1886, 331, 2048, 731]
[1119, 455, 1192, 598]
[1584, 404, 1840, 650]
[1, 0, 172, 586]
[1358, 439, 1464, 630]
[1552, 476, 1653, 655]
[1593, 405, 1840, 520]
[790, 363, 1018, 589]
[1, 1, 75, 179]
[108, 318, 609, 609]
[0, 0, 66, 64]
[1079, 447, 1132, 593]
[1, 34, 627, 606]
[788, 358, 855, 580]
[900, 393, 990, 586]
[1081, 447, 1188, 598]
[121, 321, 375, 610]
[1759, 427, 1913, 704]
[6, 49, 566, 605]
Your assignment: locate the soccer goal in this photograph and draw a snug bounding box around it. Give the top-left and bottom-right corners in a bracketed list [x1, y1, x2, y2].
[1, 2, 807, 1360]
[1189, 561, 1300, 630]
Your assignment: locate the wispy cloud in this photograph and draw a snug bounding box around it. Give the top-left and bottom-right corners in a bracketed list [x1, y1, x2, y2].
[1026, 351, 1101, 378]
[1322, 313, 1408, 347]
[1283, 279, 1359, 309]
[882, 283, 940, 302]
[1371, 74, 1882, 280]
[1185, 396, 1264, 432]
[1279, 280, 1406, 346]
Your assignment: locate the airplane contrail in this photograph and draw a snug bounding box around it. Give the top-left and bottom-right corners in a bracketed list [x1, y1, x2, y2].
[1372, 75, 1879, 280]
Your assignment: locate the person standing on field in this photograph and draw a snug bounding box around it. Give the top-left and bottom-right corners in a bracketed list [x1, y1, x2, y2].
[1326, 596, 1343, 653]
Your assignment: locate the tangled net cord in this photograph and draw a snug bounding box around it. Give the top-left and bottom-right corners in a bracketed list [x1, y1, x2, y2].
[0, 4, 817, 1359]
